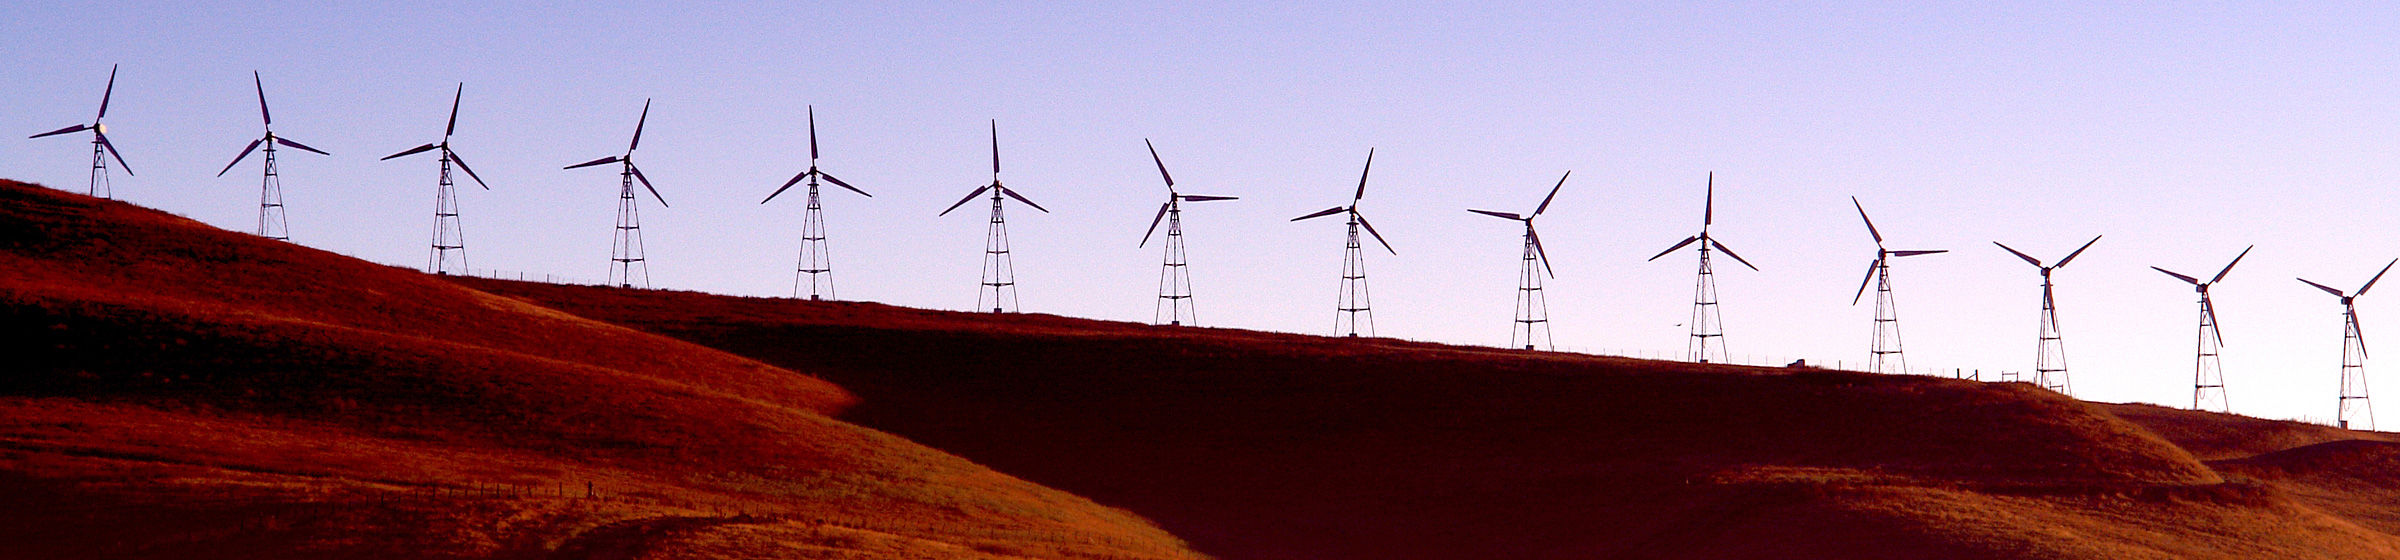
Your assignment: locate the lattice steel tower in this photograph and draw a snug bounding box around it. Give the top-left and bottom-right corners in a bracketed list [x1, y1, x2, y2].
[765, 106, 873, 300]
[1650, 173, 1757, 363]
[1848, 197, 1945, 374]
[1293, 149, 1396, 338]
[2300, 258, 2394, 430]
[383, 84, 493, 276]
[217, 72, 331, 241]
[1137, 139, 1237, 326]
[1996, 236, 2101, 395]
[566, 99, 671, 289]
[1471, 171, 1569, 351]
[30, 64, 132, 200]
[940, 120, 1050, 313]
[2152, 246, 2250, 412]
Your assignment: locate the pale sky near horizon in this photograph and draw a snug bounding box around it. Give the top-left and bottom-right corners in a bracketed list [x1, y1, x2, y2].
[7, 2, 2400, 426]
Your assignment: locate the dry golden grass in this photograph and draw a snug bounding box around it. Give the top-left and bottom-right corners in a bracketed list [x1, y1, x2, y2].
[0, 179, 1201, 560]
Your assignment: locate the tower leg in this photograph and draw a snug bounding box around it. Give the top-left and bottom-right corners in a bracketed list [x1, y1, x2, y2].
[1513, 227, 1552, 351]
[258, 144, 290, 241]
[609, 171, 651, 289]
[2034, 280, 2072, 395]
[88, 139, 112, 200]
[1155, 205, 1195, 326]
[979, 194, 1019, 313]
[1688, 247, 1725, 363]
[1334, 218, 1374, 337]
[2193, 295, 2230, 412]
[428, 158, 468, 275]
[2340, 309, 2374, 429]
[1868, 264, 1906, 374]
[795, 184, 834, 300]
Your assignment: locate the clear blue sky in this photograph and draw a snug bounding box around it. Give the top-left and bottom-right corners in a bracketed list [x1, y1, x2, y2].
[8, 2, 2400, 425]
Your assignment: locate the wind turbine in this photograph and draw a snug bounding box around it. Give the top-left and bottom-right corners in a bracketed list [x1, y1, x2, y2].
[1138, 139, 1237, 326]
[1994, 235, 2102, 395]
[1292, 148, 1394, 338]
[29, 64, 131, 199]
[1848, 197, 1946, 374]
[939, 120, 1050, 313]
[763, 106, 871, 301]
[2299, 258, 2396, 430]
[565, 99, 669, 289]
[2153, 246, 2251, 413]
[216, 71, 331, 241]
[381, 84, 491, 275]
[1648, 173, 1757, 363]
[1469, 171, 1569, 351]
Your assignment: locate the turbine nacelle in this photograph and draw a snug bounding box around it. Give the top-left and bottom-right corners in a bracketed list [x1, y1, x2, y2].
[1651, 173, 1756, 271]
[1469, 171, 1569, 278]
[1136, 139, 1237, 247]
[1291, 149, 1393, 255]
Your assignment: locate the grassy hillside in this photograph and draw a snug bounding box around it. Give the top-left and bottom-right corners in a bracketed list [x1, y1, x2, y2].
[0, 179, 1201, 560]
[462, 279, 2400, 559]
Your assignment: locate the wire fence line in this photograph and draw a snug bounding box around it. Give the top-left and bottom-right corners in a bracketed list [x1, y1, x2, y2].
[426, 263, 2018, 379]
[453, 267, 606, 286]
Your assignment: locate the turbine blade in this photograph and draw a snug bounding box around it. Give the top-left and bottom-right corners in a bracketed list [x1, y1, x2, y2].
[1891, 249, 1946, 257]
[1469, 209, 1522, 221]
[808, 105, 819, 161]
[1853, 259, 1880, 305]
[2359, 312, 2371, 359]
[382, 143, 438, 160]
[216, 138, 263, 177]
[2151, 266, 2200, 285]
[1356, 212, 1396, 255]
[1145, 138, 1174, 188]
[253, 70, 271, 126]
[274, 137, 330, 155]
[1703, 172, 1714, 226]
[2352, 306, 2371, 358]
[762, 170, 811, 204]
[1001, 186, 1049, 213]
[2054, 235, 2103, 269]
[2206, 296, 2225, 346]
[1354, 147, 1375, 202]
[1650, 236, 1700, 261]
[1535, 170, 1569, 216]
[1994, 242, 2042, 267]
[30, 124, 90, 139]
[96, 131, 132, 175]
[1140, 201, 1169, 247]
[1851, 196, 1882, 244]
[1711, 238, 1760, 271]
[445, 83, 463, 138]
[1291, 206, 1347, 221]
[97, 64, 117, 120]
[447, 150, 490, 190]
[2300, 278, 2346, 297]
[989, 119, 1000, 175]
[564, 156, 621, 170]
[632, 164, 666, 207]
[2361, 258, 2399, 297]
[1529, 225, 1554, 278]
[819, 171, 871, 197]
[2212, 245, 2254, 284]
[629, 98, 650, 152]
[939, 185, 993, 216]
[1178, 195, 1236, 201]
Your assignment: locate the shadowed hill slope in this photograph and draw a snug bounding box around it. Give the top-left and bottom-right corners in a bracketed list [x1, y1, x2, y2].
[0, 179, 1201, 560]
[2103, 403, 2400, 461]
[460, 278, 2400, 559]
